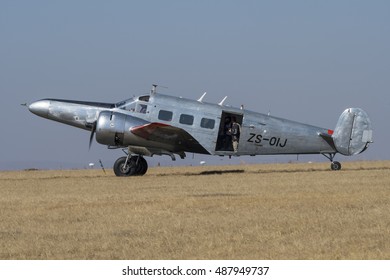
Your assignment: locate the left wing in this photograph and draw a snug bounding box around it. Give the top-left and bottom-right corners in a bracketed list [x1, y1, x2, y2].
[131, 122, 209, 154]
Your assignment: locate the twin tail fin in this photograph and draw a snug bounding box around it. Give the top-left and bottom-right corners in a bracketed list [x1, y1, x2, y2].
[332, 108, 373, 156]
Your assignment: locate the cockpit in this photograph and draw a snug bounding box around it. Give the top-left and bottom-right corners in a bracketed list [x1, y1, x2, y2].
[116, 95, 150, 114]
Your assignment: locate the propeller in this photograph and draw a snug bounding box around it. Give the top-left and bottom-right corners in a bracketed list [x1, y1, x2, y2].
[88, 122, 97, 150]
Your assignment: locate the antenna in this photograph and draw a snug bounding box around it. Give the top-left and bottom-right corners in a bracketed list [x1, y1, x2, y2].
[218, 96, 228, 106]
[150, 84, 168, 95]
[151, 84, 157, 95]
[197, 92, 207, 102]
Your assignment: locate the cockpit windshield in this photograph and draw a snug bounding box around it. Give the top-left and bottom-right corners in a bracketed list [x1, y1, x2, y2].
[116, 95, 150, 113]
[116, 97, 136, 110]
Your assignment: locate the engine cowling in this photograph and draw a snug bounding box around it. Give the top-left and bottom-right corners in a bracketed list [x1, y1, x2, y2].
[95, 111, 148, 146]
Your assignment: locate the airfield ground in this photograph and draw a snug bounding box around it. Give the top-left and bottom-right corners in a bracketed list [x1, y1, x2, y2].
[0, 161, 389, 260]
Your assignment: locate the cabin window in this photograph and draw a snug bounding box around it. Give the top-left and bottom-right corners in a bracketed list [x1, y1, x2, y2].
[200, 118, 215, 129]
[179, 114, 194, 125]
[158, 110, 173, 121]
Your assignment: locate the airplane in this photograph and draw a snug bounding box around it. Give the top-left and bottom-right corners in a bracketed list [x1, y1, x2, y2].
[27, 85, 373, 176]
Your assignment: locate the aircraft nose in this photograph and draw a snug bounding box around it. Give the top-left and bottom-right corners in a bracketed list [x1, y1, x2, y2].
[28, 100, 50, 118]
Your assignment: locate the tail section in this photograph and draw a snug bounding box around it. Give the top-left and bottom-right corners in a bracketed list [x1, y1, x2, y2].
[332, 108, 373, 156]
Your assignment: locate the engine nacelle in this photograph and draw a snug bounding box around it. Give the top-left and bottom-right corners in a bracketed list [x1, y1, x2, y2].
[95, 111, 148, 147]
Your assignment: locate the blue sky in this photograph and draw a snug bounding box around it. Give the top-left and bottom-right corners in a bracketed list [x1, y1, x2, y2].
[1, 0, 389, 170]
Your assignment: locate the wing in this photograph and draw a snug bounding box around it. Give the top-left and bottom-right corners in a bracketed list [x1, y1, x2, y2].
[131, 122, 209, 154]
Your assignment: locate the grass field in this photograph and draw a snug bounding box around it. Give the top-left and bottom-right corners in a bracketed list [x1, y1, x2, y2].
[0, 161, 389, 260]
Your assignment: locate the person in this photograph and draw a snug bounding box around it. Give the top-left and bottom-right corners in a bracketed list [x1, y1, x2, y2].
[230, 117, 241, 153]
[223, 116, 232, 150]
[139, 104, 147, 113]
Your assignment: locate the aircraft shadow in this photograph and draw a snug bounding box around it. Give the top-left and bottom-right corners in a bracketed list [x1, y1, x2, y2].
[154, 165, 390, 177]
[155, 169, 245, 177]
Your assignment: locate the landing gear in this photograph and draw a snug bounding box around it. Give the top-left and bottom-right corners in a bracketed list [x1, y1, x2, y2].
[134, 156, 148, 175]
[330, 161, 342, 171]
[322, 153, 342, 171]
[113, 155, 148, 176]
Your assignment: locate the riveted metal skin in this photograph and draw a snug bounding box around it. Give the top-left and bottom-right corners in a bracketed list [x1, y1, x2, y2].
[28, 88, 372, 175]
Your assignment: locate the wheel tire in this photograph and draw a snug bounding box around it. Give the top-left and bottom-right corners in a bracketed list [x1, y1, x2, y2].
[132, 156, 148, 176]
[137, 157, 148, 176]
[331, 161, 342, 171]
[113, 156, 136, 176]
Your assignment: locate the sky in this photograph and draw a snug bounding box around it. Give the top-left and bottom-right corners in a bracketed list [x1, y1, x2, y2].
[1, 0, 389, 170]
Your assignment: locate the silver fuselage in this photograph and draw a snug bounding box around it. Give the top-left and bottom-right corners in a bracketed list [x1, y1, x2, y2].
[28, 93, 335, 157]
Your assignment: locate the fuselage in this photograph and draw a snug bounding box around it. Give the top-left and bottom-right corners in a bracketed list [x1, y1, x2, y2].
[28, 92, 336, 157]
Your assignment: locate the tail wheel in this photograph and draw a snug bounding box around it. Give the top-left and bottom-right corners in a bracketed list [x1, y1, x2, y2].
[322, 153, 342, 171]
[331, 161, 342, 171]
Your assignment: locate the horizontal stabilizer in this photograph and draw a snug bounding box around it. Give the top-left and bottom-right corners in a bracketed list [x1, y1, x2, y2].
[332, 108, 373, 156]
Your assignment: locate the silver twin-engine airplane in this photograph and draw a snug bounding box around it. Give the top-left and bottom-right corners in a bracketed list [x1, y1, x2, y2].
[27, 85, 373, 176]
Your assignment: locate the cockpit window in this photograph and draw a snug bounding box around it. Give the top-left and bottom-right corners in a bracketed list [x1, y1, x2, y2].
[116, 98, 136, 111]
[116, 95, 150, 113]
[116, 97, 136, 109]
[137, 104, 147, 114]
[139, 95, 150, 102]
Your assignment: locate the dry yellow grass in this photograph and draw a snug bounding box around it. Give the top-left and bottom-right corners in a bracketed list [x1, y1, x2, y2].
[0, 161, 389, 260]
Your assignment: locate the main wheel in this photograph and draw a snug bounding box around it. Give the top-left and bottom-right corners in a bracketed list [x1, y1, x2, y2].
[113, 156, 137, 176]
[331, 161, 342, 171]
[134, 156, 148, 176]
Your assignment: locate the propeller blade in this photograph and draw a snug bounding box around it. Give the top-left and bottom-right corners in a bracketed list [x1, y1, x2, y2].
[89, 122, 96, 150]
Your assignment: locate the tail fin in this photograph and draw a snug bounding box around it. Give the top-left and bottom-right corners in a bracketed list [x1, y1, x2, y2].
[332, 108, 373, 156]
